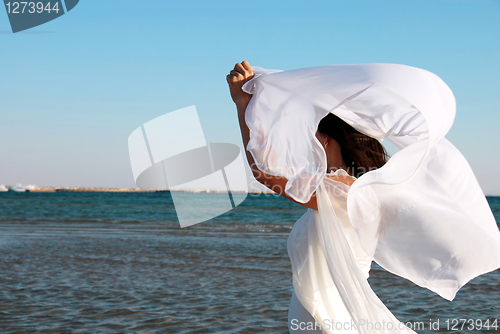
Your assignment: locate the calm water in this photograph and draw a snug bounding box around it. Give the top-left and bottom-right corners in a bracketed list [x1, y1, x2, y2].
[0, 192, 499, 334]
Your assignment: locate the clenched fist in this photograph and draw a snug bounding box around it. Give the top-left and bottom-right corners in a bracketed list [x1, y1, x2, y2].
[226, 60, 254, 107]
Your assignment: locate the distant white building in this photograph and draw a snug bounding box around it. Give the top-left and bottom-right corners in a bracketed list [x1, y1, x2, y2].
[11, 184, 27, 192]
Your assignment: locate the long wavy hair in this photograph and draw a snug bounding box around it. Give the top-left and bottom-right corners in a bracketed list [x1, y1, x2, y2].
[317, 113, 389, 178]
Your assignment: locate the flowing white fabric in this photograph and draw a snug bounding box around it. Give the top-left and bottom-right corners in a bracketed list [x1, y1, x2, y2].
[288, 170, 415, 333]
[241, 64, 500, 333]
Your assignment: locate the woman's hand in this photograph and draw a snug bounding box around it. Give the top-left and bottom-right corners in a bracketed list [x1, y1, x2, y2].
[226, 60, 254, 108]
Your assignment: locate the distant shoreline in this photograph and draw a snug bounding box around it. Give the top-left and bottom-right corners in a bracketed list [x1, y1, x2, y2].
[0, 186, 271, 194]
[1, 186, 497, 197]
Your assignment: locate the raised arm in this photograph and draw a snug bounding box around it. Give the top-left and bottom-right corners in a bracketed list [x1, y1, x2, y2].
[225, 61, 318, 209]
[226, 61, 353, 210]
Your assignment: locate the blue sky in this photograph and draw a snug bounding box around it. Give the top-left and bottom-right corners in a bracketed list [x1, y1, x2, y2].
[1, 0, 499, 195]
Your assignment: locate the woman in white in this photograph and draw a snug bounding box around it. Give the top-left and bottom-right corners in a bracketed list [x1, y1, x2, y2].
[227, 61, 500, 334]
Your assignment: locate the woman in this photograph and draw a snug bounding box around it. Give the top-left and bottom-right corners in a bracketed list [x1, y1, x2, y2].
[227, 61, 500, 334]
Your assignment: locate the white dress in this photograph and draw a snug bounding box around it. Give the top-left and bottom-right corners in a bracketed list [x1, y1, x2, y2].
[287, 169, 414, 334]
[241, 64, 500, 334]
[288, 169, 373, 334]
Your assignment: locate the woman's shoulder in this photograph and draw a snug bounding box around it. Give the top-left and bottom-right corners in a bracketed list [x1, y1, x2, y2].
[325, 168, 356, 187]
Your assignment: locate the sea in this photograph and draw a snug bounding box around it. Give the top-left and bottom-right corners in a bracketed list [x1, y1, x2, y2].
[0, 192, 499, 334]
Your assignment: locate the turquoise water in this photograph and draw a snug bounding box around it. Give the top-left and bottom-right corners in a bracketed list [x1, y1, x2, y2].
[0, 192, 498, 333]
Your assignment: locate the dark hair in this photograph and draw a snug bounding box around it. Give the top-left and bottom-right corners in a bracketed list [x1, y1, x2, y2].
[317, 113, 389, 178]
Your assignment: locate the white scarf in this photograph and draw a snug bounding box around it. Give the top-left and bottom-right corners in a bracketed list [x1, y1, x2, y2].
[242, 64, 500, 333]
